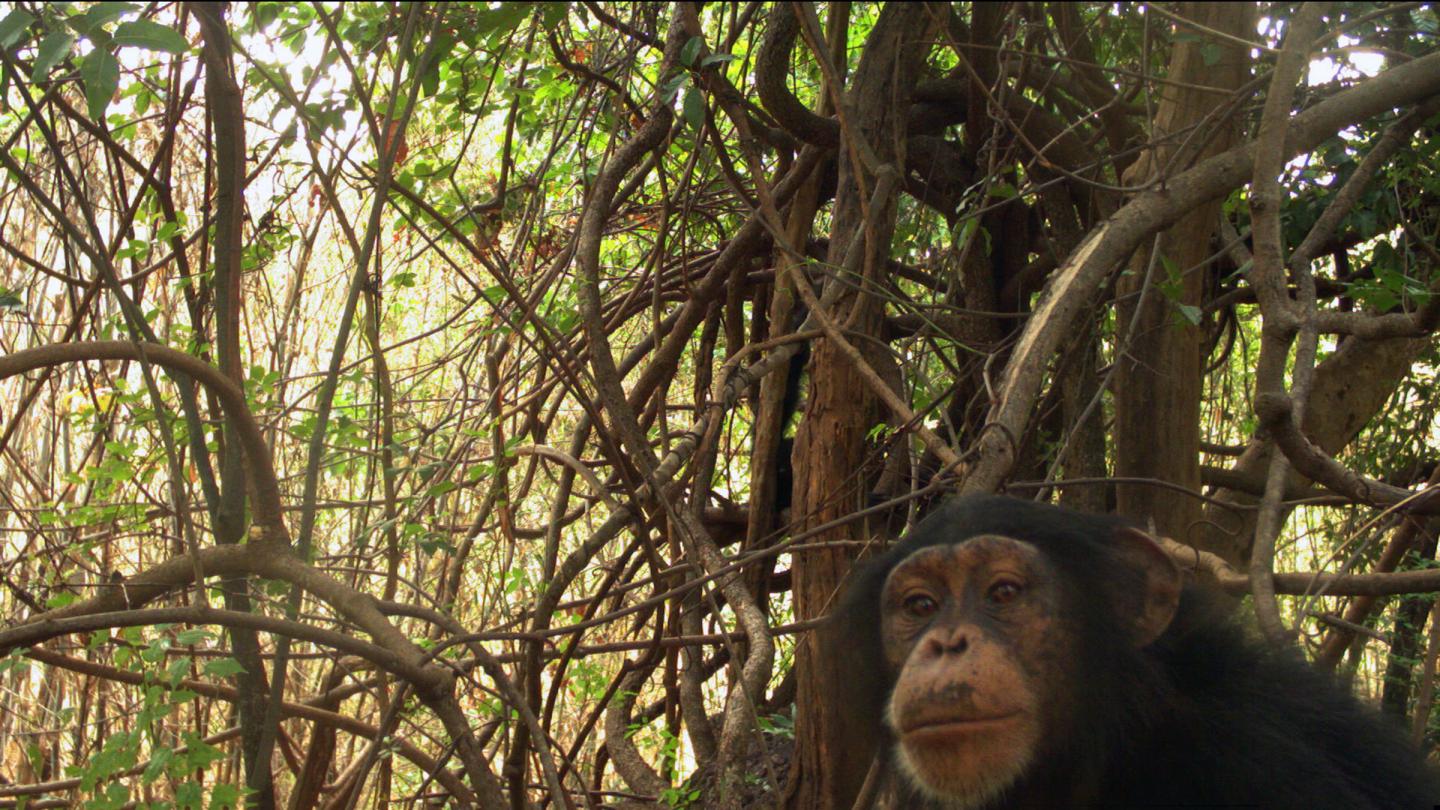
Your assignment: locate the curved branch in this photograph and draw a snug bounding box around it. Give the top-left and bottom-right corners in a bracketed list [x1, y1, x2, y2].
[1, 542, 445, 690]
[0, 341, 287, 540]
[23, 647, 477, 805]
[0, 606, 423, 682]
[1222, 568, 1440, 598]
[603, 657, 670, 797]
[16, 544, 251, 621]
[0, 494, 501, 803]
[1254, 392, 1440, 513]
[963, 50, 1440, 493]
[754, 4, 839, 146]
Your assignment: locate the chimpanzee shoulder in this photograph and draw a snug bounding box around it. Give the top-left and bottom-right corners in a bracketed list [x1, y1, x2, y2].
[1126, 590, 1440, 808]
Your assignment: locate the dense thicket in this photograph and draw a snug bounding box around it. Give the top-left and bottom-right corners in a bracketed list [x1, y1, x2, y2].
[0, 3, 1438, 808]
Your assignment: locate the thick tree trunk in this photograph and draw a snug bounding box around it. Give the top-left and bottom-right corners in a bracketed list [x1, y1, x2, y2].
[1114, 3, 1252, 540]
[1059, 320, 1109, 513]
[787, 6, 934, 808]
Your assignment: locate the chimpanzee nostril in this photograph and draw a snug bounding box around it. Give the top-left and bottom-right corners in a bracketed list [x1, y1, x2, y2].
[923, 629, 969, 658]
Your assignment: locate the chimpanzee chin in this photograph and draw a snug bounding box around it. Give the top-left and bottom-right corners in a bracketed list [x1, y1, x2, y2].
[828, 494, 1440, 809]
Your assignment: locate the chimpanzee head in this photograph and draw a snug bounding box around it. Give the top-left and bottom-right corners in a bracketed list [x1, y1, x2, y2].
[830, 495, 1182, 807]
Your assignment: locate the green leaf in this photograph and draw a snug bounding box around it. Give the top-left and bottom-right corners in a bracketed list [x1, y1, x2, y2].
[417, 34, 453, 98]
[988, 182, 1018, 200]
[174, 781, 203, 809]
[102, 781, 130, 807]
[82, 50, 120, 121]
[31, 32, 76, 82]
[85, 3, 139, 33]
[209, 783, 243, 810]
[700, 53, 737, 68]
[113, 19, 188, 52]
[682, 85, 704, 130]
[0, 653, 27, 676]
[141, 746, 172, 783]
[202, 658, 246, 678]
[474, 3, 533, 41]
[174, 628, 213, 645]
[542, 3, 567, 26]
[0, 9, 35, 48]
[45, 590, 77, 609]
[178, 734, 226, 770]
[660, 73, 686, 102]
[681, 35, 703, 67]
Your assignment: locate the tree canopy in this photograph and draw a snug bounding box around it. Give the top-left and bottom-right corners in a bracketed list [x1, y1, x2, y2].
[0, 2, 1439, 808]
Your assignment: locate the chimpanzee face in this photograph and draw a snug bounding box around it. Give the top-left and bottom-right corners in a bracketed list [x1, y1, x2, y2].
[876, 526, 1180, 808]
[879, 535, 1067, 807]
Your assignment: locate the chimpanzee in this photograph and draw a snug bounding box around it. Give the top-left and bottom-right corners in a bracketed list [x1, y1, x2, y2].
[830, 495, 1440, 809]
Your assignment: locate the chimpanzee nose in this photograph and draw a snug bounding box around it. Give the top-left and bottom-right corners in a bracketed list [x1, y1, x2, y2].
[923, 627, 969, 657]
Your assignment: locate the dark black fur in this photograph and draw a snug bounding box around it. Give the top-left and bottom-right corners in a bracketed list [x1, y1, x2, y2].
[774, 308, 809, 513]
[832, 495, 1440, 808]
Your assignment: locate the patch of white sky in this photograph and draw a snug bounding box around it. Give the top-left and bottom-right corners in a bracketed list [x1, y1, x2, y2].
[1300, 30, 1387, 152]
[1262, 22, 1392, 259]
[38, 5, 373, 240]
[232, 9, 514, 222]
[1308, 43, 1386, 86]
[235, 9, 368, 215]
[248, 20, 362, 140]
[1294, 34, 1388, 357]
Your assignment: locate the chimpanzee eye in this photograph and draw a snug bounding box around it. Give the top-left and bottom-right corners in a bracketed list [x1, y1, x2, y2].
[987, 580, 1024, 604]
[903, 593, 939, 618]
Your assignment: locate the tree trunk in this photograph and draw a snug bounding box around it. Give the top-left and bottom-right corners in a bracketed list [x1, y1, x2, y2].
[788, 6, 935, 808]
[1114, 2, 1253, 540]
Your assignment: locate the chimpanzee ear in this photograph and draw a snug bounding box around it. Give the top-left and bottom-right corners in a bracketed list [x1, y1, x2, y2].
[1112, 527, 1182, 647]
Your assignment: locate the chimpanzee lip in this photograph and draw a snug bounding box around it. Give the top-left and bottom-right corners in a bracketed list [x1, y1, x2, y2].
[901, 711, 1022, 734]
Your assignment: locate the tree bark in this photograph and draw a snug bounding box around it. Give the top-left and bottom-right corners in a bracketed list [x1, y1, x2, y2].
[1114, 2, 1252, 540]
[788, 6, 935, 808]
[193, 7, 275, 806]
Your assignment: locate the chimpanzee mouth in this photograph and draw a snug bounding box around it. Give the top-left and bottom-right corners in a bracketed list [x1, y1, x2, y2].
[901, 711, 1022, 736]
